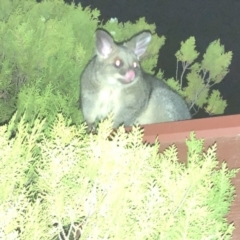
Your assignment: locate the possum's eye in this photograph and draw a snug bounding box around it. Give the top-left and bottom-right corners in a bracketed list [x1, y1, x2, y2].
[114, 58, 123, 68]
[133, 61, 138, 68]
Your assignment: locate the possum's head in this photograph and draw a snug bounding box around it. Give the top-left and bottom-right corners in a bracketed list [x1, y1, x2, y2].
[95, 29, 151, 87]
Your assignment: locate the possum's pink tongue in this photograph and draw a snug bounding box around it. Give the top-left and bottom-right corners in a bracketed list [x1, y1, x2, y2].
[124, 70, 135, 82]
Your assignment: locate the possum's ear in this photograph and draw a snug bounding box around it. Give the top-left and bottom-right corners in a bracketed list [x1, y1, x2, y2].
[124, 32, 152, 59]
[95, 30, 115, 59]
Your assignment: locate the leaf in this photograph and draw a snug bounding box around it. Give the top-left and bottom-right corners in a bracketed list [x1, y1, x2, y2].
[165, 78, 187, 98]
[190, 62, 201, 73]
[204, 90, 227, 115]
[175, 37, 199, 64]
[184, 71, 209, 107]
[186, 132, 204, 158]
[165, 78, 181, 91]
[201, 40, 232, 81]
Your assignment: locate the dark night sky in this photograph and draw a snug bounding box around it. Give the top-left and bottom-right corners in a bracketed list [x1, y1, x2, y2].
[74, 0, 240, 118]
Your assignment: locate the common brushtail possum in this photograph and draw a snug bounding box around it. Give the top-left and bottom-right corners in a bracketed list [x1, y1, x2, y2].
[80, 29, 191, 131]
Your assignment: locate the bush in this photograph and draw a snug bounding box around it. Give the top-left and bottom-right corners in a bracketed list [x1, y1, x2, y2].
[0, 0, 99, 125]
[173, 37, 231, 116]
[0, 114, 237, 239]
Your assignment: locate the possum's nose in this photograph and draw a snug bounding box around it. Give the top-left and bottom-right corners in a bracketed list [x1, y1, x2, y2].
[124, 69, 135, 82]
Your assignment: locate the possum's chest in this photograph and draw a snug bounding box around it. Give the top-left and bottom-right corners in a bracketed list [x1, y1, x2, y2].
[95, 88, 122, 119]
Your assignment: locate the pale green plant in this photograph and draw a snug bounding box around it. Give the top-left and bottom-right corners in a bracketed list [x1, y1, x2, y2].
[0, 114, 237, 239]
[172, 37, 232, 116]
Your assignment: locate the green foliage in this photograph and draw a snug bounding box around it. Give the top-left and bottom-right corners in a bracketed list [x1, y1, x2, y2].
[173, 37, 232, 116]
[175, 37, 199, 64]
[0, 0, 100, 127]
[205, 90, 228, 115]
[0, 114, 238, 239]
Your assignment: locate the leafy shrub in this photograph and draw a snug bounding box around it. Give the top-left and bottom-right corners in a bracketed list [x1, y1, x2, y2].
[173, 37, 231, 116]
[0, 114, 237, 239]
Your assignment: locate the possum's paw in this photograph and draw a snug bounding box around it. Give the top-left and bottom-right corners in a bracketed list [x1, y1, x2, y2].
[86, 123, 97, 134]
